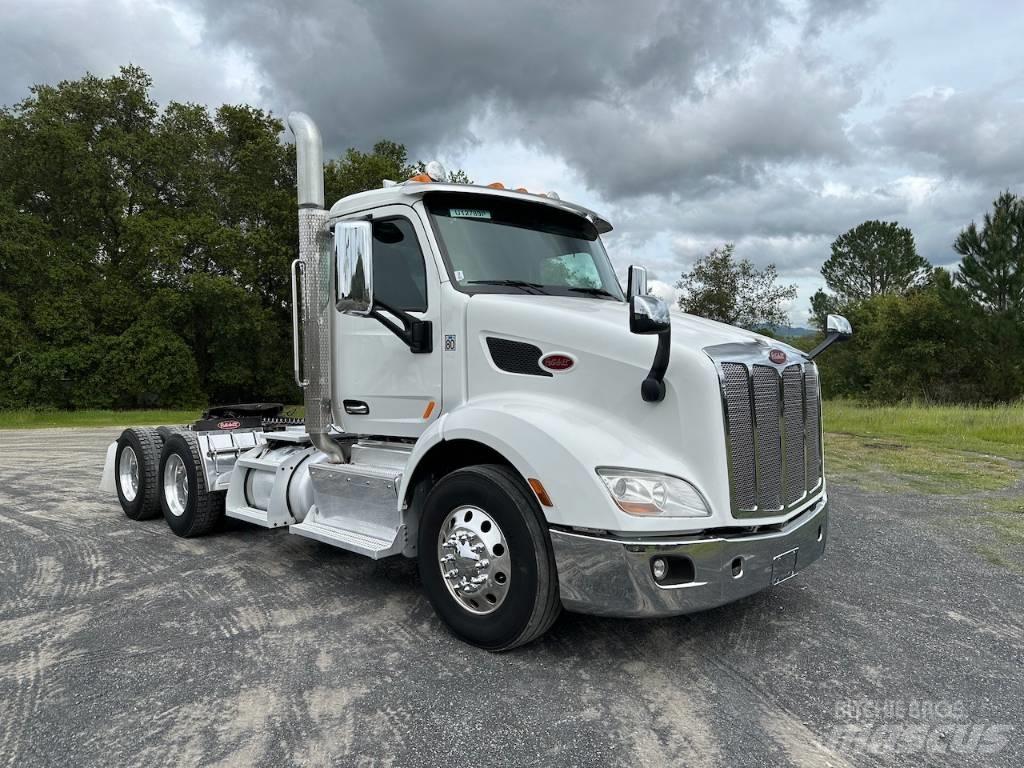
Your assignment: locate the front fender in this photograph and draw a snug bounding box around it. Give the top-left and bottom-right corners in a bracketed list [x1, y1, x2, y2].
[401, 395, 717, 534]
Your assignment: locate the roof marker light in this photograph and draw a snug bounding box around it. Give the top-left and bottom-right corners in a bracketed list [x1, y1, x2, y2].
[425, 160, 448, 182]
[546, 191, 560, 200]
[487, 182, 505, 189]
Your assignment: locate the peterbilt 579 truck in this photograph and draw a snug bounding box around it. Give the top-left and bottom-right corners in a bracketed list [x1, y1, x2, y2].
[101, 112, 852, 650]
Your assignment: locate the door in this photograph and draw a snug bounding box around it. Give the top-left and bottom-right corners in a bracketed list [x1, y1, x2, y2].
[331, 206, 443, 438]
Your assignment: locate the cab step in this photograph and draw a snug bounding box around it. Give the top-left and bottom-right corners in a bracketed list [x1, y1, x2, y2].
[289, 519, 406, 559]
[289, 461, 410, 559]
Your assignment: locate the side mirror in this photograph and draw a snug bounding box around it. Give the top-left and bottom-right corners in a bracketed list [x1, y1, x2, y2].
[627, 264, 648, 299]
[630, 295, 670, 335]
[335, 221, 373, 314]
[808, 313, 853, 360]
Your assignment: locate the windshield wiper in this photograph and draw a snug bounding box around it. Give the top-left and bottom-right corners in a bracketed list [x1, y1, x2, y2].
[467, 279, 549, 294]
[567, 286, 619, 299]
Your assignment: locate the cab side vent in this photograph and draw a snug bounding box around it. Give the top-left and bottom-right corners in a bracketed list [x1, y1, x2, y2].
[486, 338, 552, 377]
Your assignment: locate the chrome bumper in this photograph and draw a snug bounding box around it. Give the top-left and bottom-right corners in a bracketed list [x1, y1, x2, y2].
[550, 496, 828, 618]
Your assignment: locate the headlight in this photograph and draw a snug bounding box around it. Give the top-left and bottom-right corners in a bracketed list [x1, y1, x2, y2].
[596, 468, 711, 518]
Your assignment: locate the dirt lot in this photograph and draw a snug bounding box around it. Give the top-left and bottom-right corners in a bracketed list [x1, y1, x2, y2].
[1, 428, 1021, 767]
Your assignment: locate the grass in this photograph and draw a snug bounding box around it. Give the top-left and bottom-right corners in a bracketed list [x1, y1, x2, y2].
[824, 400, 1024, 460]
[823, 400, 1024, 493]
[0, 408, 201, 429]
[823, 400, 1024, 572]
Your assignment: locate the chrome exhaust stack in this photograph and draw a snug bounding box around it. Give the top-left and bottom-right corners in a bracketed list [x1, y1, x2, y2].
[288, 112, 346, 463]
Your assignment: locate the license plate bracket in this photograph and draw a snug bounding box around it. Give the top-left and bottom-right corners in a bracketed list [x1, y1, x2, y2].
[772, 548, 799, 585]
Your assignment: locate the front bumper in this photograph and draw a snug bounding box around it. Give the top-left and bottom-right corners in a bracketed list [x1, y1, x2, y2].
[550, 495, 828, 617]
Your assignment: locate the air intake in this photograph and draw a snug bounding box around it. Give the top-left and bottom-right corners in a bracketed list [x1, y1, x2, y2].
[486, 338, 552, 377]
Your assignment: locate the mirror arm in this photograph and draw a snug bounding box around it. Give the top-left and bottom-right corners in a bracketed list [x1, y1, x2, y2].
[641, 327, 671, 402]
[367, 298, 433, 354]
[807, 331, 845, 360]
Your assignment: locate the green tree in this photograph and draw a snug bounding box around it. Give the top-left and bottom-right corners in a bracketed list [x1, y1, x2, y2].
[822, 221, 929, 303]
[953, 191, 1024, 314]
[0, 66, 471, 409]
[675, 244, 797, 330]
[808, 288, 839, 330]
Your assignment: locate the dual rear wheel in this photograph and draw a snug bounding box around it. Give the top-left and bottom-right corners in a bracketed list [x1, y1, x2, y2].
[114, 428, 224, 537]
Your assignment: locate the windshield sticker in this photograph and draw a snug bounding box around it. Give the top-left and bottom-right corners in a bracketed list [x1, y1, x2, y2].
[450, 208, 491, 219]
[454, 270, 465, 281]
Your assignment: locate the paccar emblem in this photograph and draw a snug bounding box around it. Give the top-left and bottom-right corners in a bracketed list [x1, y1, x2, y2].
[769, 349, 787, 365]
[218, 419, 241, 430]
[541, 353, 575, 372]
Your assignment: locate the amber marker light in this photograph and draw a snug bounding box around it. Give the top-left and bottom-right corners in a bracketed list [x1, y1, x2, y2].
[528, 478, 553, 507]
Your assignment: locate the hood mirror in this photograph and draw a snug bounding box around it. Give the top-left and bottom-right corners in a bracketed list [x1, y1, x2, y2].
[625, 269, 672, 402]
[808, 313, 853, 360]
[629, 294, 670, 335]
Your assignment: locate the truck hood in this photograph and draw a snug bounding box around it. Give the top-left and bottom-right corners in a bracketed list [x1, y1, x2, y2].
[463, 293, 807, 528]
[465, 293, 802, 362]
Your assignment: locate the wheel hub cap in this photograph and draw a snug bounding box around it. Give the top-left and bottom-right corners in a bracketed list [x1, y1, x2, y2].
[437, 505, 511, 615]
[118, 447, 139, 502]
[163, 454, 188, 517]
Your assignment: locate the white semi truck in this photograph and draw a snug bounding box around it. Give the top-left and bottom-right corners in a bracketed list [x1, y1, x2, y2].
[102, 112, 852, 650]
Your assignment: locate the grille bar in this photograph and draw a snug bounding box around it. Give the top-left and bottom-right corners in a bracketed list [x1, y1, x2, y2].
[713, 352, 823, 518]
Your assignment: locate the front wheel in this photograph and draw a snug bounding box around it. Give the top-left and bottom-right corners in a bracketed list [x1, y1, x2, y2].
[158, 432, 224, 538]
[418, 464, 561, 651]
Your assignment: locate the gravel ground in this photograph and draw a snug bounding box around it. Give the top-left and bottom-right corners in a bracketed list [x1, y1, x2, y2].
[1, 428, 1021, 768]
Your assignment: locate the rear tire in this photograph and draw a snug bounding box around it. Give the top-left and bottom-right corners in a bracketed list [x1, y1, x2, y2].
[418, 464, 561, 651]
[115, 428, 162, 521]
[158, 432, 224, 538]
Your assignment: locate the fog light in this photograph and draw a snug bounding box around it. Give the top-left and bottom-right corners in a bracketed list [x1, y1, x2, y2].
[652, 558, 668, 581]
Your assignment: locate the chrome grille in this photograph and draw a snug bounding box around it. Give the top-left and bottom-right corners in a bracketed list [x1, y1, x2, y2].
[721, 363, 756, 510]
[783, 365, 807, 506]
[752, 365, 782, 510]
[708, 347, 823, 518]
[805, 365, 822, 486]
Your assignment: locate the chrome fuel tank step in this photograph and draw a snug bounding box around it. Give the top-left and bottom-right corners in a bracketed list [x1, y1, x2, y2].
[288, 461, 409, 559]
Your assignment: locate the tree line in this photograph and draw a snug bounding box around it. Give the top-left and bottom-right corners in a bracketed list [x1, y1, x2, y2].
[676, 197, 1024, 403]
[4, 67, 1021, 409]
[0, 67, 460, 409]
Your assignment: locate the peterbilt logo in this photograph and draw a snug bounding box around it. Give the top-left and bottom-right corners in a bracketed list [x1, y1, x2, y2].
[218, 419, 241, 430]
[769, 349, 787, 365]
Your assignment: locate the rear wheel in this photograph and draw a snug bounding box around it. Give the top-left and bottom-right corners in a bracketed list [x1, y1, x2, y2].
[115, 428, 162, 520]
[418, 464, 561, 651]
[158, 432, 224, 537]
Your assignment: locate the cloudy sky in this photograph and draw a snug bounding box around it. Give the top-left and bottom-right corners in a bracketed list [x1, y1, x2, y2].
[4, 0, 1024, 323]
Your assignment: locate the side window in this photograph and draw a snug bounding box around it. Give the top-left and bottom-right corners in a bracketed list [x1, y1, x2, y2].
[372, 218, 428, 312]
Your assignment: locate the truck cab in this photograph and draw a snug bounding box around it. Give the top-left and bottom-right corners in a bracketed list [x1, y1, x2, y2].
[103, 112, 851, 650]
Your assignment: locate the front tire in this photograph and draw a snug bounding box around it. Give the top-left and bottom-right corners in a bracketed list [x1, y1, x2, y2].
[158, 432, 224, 538]
[115, 428, 162, 520]
[418, 465, 561, 651]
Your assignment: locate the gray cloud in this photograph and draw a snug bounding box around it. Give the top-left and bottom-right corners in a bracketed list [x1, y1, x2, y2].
[4, 0, 1023, 323]
[803, 0, 880, 37]
[0, 0, 259, 112]
[873, 86, 1024, 188]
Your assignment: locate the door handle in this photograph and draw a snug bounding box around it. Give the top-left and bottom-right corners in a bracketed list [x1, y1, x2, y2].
[343, 400, 370, 415]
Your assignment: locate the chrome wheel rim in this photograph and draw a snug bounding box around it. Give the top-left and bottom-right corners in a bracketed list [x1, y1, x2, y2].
[437, 505, 511, 615]
[118, 447, 139, 502]
[163, 454, 188, 517]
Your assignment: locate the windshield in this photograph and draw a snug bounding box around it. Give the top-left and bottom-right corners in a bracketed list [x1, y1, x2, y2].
[425, 192, 624, 300]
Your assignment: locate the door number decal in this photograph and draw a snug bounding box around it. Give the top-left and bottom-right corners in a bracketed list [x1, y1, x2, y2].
[444, 334, 457, 351]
